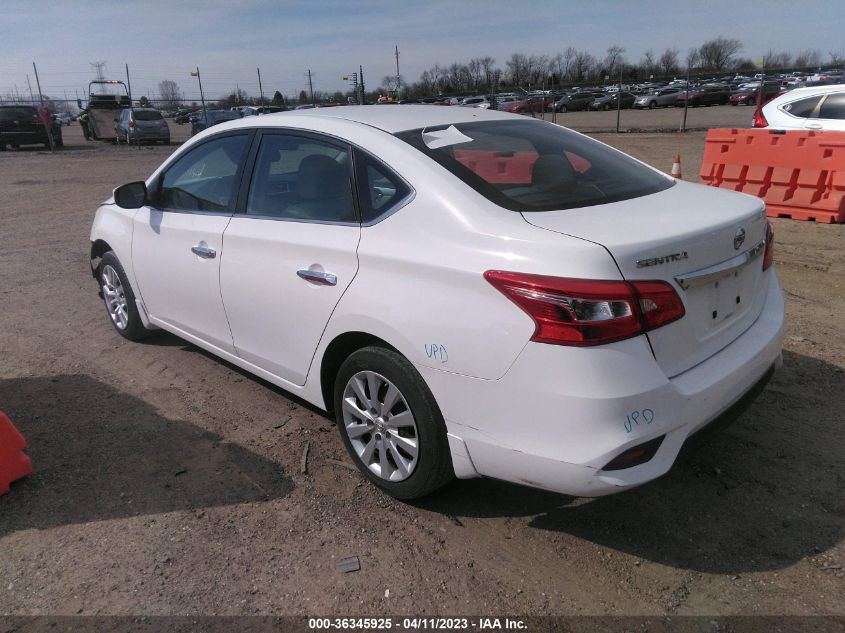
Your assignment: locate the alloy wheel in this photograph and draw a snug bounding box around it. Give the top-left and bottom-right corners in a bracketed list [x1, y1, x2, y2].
[101, 264, 129, 330]
[341, 371, 419, 482]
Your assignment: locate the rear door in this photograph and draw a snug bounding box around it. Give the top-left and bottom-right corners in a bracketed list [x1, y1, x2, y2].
[132, 131, 251, 353]
[220, 130, 361, 386]
[804, 91, 845, 131]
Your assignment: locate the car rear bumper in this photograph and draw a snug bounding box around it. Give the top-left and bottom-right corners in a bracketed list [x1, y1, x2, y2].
[419, 270, 785, 496]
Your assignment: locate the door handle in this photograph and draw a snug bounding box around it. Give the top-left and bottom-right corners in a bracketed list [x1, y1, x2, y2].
[806, 123, 823, 129]
[297, 270, 337, 286]
[191, 245, 217, 259]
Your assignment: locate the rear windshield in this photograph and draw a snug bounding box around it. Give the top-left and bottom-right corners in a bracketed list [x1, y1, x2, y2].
[133, 110, 163, 121]
[0, 107, 37, 121]
[395, 120, 673, 212]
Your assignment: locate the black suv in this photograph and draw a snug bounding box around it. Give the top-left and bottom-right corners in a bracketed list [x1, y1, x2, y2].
[0, 105, 63, 150]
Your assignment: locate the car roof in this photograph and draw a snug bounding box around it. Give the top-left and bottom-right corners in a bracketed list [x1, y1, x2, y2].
[775, 84, 844, 99]
[247, 104, 514, 134]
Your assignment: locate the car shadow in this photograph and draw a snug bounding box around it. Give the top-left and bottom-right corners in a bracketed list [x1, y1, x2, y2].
[416, 349, 844, 574]
[0, 374, 292, 537]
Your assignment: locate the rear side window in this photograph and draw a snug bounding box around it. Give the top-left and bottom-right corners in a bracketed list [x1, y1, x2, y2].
[818, 93, 845, 119]
[353, 149, 413, 224]
[782, 95, 822, 118]
[396, 120, 673, 212]
[245, 133, 356, 223]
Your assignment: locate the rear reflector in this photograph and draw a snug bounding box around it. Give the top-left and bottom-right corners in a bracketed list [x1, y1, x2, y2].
[763, 220, 774, 271]
[484, 271, 685, 346]
[601, 436, 665, 471]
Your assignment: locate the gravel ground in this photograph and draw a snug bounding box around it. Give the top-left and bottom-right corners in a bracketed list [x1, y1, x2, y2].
[0, 108, 843, 619]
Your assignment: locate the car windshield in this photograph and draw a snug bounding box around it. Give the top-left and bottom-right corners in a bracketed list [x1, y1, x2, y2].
[133, 110, 163, 121]
[396, 120, 673, 212]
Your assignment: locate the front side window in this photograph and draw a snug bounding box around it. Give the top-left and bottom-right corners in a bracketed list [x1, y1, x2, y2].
[156, 134, 248, 212]
[246, 133, 356, 222]
[396, 120, 673, 212]
[818, 93, 845, 120]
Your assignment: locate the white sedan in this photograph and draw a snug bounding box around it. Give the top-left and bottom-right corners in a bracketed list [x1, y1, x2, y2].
[90, 106, 784, 499]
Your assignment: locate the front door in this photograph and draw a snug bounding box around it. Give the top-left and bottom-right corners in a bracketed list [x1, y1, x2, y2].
[132, 132, 251, 353]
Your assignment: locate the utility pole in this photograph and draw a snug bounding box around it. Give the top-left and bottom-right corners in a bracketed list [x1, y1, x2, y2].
[191, 67, 207, 119]
[681, 63, 691, 133]
[32, 62, 44, 106]
[359, 65, 365, 105]
[90, 61, 106, 81]
[307, 69, 315, 106]
[33, 62, 53, 151]
[616, 65, 622, 134]
[257, 67, 265, 105]
[395, 45, 401, 95]
[125, 63, 132, 105]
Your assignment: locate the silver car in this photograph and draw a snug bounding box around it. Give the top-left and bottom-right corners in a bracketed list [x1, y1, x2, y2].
[633, 87, 683, 109]
[115, 108, 170, 145]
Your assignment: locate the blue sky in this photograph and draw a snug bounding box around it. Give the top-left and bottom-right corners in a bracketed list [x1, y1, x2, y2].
[1, 0, 842, 102]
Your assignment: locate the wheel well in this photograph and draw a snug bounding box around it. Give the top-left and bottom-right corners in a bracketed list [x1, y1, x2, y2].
[90, 239, 112, 278]
[320, 332, 398, 414]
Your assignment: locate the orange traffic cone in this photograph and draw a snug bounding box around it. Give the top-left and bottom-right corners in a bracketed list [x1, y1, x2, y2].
[0, 411, 33, 495]
[671, 153, 683, 179]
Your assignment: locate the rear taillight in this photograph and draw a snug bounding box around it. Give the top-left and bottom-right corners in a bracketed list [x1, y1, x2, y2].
[752, 107, 768, 128]
[484, 271, 685, 347]
[763, 220, 774, 270]
[128, 120, 135, 128]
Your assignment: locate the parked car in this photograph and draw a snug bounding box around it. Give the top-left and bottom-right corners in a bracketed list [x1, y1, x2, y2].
[0, 105, 63, 150]
[507, 95, 555, 114]
[190, 109, 242, 135]
[459, 96, 492, 109]
[115, 108, 170, 145]
[633, 88, 683, 109]
[495, 96, 520, 111]
[754, 84, 845, 131]
[174, 110, 197, 124]
[90, 106, 784, 500]
[675, 85, 731, 107]
[552, 92, 602, 112]
[53, 112, 73, 126]
[729, 82, 783, 106]
[590, 92, 636, 110]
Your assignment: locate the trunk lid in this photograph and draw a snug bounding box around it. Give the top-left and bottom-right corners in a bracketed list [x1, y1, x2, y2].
[522, 180, 769, 377]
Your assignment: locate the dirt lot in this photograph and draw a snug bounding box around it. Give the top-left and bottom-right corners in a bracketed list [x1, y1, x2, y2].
[0, 110, 843, 619]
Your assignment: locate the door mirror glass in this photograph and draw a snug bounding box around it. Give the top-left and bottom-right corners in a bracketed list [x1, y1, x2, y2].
[114, 181, 148, 209]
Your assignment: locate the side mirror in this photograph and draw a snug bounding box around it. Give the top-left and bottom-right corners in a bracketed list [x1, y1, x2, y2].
[114, 181, 148, 209]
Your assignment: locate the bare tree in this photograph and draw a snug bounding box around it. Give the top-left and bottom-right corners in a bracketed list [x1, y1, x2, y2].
[571, 50, 597, 82]
[659, 48, 680, 76]
[685, 47, 700, 71]
[157, 79, 183, 109]
[830, 48, 845, 65]
[505, 53, 528, 87]
[603, 45, 626, 78]
[794, 49, 822, 67]
[763, 50, 793, 69]
[562, 46, 576, 81]
[468, 58, 484, 91]
[479, 56, 496, 91]
[697, 37, 742, 71]
[640, 49, 656, 78]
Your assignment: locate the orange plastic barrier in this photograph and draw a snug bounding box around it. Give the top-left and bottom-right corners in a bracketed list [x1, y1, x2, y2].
[0, 411, 33, 495]
[700, 128, 845, 223]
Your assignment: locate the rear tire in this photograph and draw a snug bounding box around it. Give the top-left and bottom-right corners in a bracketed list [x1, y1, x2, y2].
[334, 346, 454, 500]
[648, 101, 656, 109]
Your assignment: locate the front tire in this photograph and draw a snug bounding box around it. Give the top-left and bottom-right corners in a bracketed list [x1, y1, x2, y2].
[334, 346, 454, 499]
[648, 101, 656, 109]
[98, 252, 149, 341]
